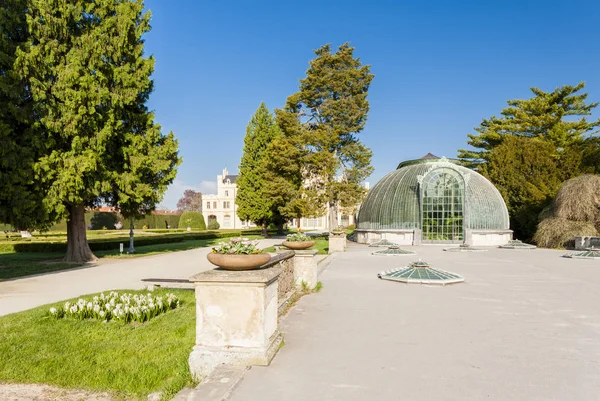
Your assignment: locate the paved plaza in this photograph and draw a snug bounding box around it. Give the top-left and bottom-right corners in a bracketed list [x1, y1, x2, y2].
[230, 242, 600, 401]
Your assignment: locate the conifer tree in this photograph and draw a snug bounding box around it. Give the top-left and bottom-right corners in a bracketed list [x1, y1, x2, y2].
[0, 0, 55, 230]
[276, 43, 374, 231]
[14, 0, 179, 262]
[236, 103, 282, 235]
[459, 83, 600, 168]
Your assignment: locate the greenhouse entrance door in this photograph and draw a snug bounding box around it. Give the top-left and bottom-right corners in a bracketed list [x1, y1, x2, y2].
[421, 168, 465, 244]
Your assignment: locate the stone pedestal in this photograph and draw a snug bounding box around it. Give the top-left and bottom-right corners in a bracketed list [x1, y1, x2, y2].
[293, 250, 318, 289]
[329, 231, 346, 253]
[188, 267, 283, 379]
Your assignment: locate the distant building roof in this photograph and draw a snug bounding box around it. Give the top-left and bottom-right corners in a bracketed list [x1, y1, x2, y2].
[224, 175, 238, 184]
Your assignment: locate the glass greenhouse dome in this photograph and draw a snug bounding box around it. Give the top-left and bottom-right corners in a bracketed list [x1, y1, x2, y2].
[356, 154, 512, 246]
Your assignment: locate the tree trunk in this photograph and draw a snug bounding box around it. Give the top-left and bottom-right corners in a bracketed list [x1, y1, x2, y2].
[128, 216, 135, 254]
[328, 201, 337, 232]
[277, 222, 284, 235]
[297, 217, 302, 232]
[65, 204, 97, 263]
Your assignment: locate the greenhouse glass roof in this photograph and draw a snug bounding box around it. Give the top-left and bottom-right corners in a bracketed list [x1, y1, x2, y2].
[357, 155, 509, 232]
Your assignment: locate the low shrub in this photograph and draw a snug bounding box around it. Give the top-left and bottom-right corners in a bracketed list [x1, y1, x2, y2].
[179, 212, 206, 230]
[207, 220, 220, 230]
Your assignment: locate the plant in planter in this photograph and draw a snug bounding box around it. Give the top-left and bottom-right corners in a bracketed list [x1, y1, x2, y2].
[282, 232, 315, 250]
[207, 237, 271, 270]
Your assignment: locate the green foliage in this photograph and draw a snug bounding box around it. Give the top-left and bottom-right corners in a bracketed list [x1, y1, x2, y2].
[207, 219, 220, 230]
[0, 0, 55, 230]
[274, 43, 374, 229]
[7, 0, 179, 261]
[236, 103, 283, 226]
[178, 212, 206, 230]
[459, 82, 600, 167]
[479, 136, 581, 239]
[89, 212, 119, 230]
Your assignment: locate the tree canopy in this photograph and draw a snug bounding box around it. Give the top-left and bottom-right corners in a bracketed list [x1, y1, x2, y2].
[459, 82, 600, 168]
[459, 83, 600, 240]
[8, 0, 179, 261]
[177, 190, 203, 212]
[275, 43, 374, 230]
[236, 103, 282, 232]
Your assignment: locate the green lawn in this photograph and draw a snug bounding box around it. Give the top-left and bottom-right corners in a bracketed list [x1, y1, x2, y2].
[0, 236, 262, 281]
[263, 238, 329, 255]
[0, 288, 196, 400]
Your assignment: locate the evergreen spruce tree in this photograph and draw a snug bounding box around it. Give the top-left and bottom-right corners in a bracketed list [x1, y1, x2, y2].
[14, 0, 179, 262]
[459, 83, 600, 168]
[0, 0, 55, 230]
[276, 43, 374, 231]
[236, 103, 282, 235]
[479, 136, 581, 239]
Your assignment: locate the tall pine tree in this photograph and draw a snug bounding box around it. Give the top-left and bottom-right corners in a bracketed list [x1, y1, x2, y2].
[236, 103, 282, 235]
[14, 0, 179, 262]
[459, 83, 600, 168]
[0, 0, 55, 231]
[276, 43, 374, 231]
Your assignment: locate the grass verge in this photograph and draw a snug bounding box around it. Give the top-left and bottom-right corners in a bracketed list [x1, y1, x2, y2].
[0, 236, 262, 281]
[263, 238, 329, 255]
[0, 288, 196, 400]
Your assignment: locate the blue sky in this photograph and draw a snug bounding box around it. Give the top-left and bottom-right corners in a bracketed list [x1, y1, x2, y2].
[143, 0, 600, 209]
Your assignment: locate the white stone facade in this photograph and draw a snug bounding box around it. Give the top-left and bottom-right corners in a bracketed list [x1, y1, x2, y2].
[201, 168, 251, 229]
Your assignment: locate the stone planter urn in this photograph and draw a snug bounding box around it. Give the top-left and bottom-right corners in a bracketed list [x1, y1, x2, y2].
[282, 240, 315, 250]
[206, 253, 271, 271]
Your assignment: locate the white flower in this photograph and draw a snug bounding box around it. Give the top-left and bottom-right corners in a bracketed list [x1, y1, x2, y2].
[50, 307, 57, 314]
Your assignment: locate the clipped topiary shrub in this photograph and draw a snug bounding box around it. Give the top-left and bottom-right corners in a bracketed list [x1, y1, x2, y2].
[207, 219, 220, 230]
[179, 212, 206, 230]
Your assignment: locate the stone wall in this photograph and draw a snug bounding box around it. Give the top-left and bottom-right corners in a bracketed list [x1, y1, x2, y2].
[276, 256, 294, 300]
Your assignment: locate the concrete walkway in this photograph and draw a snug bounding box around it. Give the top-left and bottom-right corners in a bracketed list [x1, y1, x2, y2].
[0, 238, 280, 316]
[229, 243, 600, 401]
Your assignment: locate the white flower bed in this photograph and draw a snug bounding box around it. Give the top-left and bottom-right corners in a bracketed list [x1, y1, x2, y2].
[49, 291, 180, 323]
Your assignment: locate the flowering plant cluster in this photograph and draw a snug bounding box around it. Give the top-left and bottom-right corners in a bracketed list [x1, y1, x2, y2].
[211, 237, 263, 254]
[49, 291, 179, 323]
[286, 232, 312, 242]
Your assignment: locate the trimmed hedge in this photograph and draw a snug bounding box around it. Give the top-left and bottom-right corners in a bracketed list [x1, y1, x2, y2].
[179, 212, 206, 230]
[207, 220, 220, 230]
[0, 231, 255, 253]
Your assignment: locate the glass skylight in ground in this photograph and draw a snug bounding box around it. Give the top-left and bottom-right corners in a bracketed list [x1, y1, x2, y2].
[443, 244, 488, 252]
[499, 240, 536, 249]
[369, 239, 399, 247]
[372, 246, 416, 256]
[563, 248, 600, 259]
[377, 261, 464, 285]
